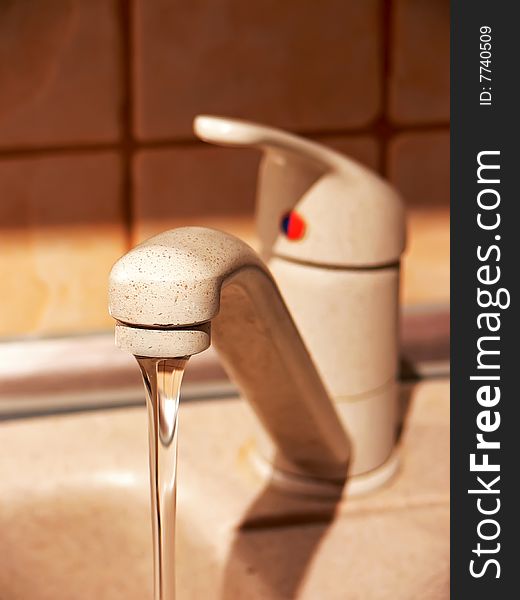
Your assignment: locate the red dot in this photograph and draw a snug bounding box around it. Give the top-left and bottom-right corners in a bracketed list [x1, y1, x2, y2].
[281, 211, 306, 240]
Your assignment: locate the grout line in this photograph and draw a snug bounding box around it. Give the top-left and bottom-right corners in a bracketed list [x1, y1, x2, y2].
[379, 0, 394, 177]
[381, 0, 394, 126]
[0, 122, 451, 160]
[0, 143, 121, 159]
[118, 0, 135, 249]
[0, 119, 450, 159]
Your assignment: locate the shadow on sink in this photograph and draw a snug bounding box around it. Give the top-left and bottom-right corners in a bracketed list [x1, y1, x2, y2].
[219, 382, 420, 599]
[221, 484, 339, 599]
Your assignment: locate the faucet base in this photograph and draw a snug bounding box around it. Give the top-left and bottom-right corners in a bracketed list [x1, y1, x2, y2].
[335, 380, 399, 476]
[250, 446, 399, 499]
[344, 451, 400, 496]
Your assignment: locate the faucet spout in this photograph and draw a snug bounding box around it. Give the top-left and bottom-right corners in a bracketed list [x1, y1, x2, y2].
[109, 227, 350, 486]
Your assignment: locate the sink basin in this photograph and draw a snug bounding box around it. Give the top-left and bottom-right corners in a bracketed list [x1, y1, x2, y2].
[0, 380, 449, 599]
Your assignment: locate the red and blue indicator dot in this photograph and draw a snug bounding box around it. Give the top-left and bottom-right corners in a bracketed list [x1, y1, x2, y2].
[280, 210, 306, 241]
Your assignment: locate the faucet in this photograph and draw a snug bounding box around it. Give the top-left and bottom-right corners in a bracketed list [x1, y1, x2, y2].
[193, 116, 406, 481]
[109, 226, 350, 492]
[109, 116, 405, 493]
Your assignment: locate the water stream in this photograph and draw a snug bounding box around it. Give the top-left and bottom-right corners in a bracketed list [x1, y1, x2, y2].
[137, 356, 188, 600]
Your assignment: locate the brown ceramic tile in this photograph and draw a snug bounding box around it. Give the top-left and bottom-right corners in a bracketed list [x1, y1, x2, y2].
[134, 0, 382, 140]
[0, 153, 126, 337]
[402, 208, 450, 306]
[388, 130, 449, 208]
[0, 0, 121, 147]
[389, 0, 450, 124]
[133, 136, 380, 242]
[316, 135, 381, 173]
[388, 131, 450, 306]
[132, 145, 261, 242]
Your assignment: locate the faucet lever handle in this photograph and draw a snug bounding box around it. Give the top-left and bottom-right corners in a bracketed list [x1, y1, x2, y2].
[195, 114, 336, 170]
[194, 114, 405, 267]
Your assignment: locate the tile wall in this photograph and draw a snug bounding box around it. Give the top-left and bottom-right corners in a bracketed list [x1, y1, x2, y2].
[0, 0, 449, 336]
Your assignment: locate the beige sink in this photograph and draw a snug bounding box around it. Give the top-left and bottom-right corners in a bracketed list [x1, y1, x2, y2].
[0, 380, 449, 600]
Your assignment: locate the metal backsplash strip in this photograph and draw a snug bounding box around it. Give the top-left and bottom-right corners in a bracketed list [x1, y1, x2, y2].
[0, 305, 449, 420]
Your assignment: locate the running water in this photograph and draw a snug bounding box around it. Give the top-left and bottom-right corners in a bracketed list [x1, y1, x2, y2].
[137, 356, 188, 600]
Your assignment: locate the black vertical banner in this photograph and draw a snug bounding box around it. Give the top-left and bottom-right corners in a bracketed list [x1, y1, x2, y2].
[452, 2, 520, 597]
